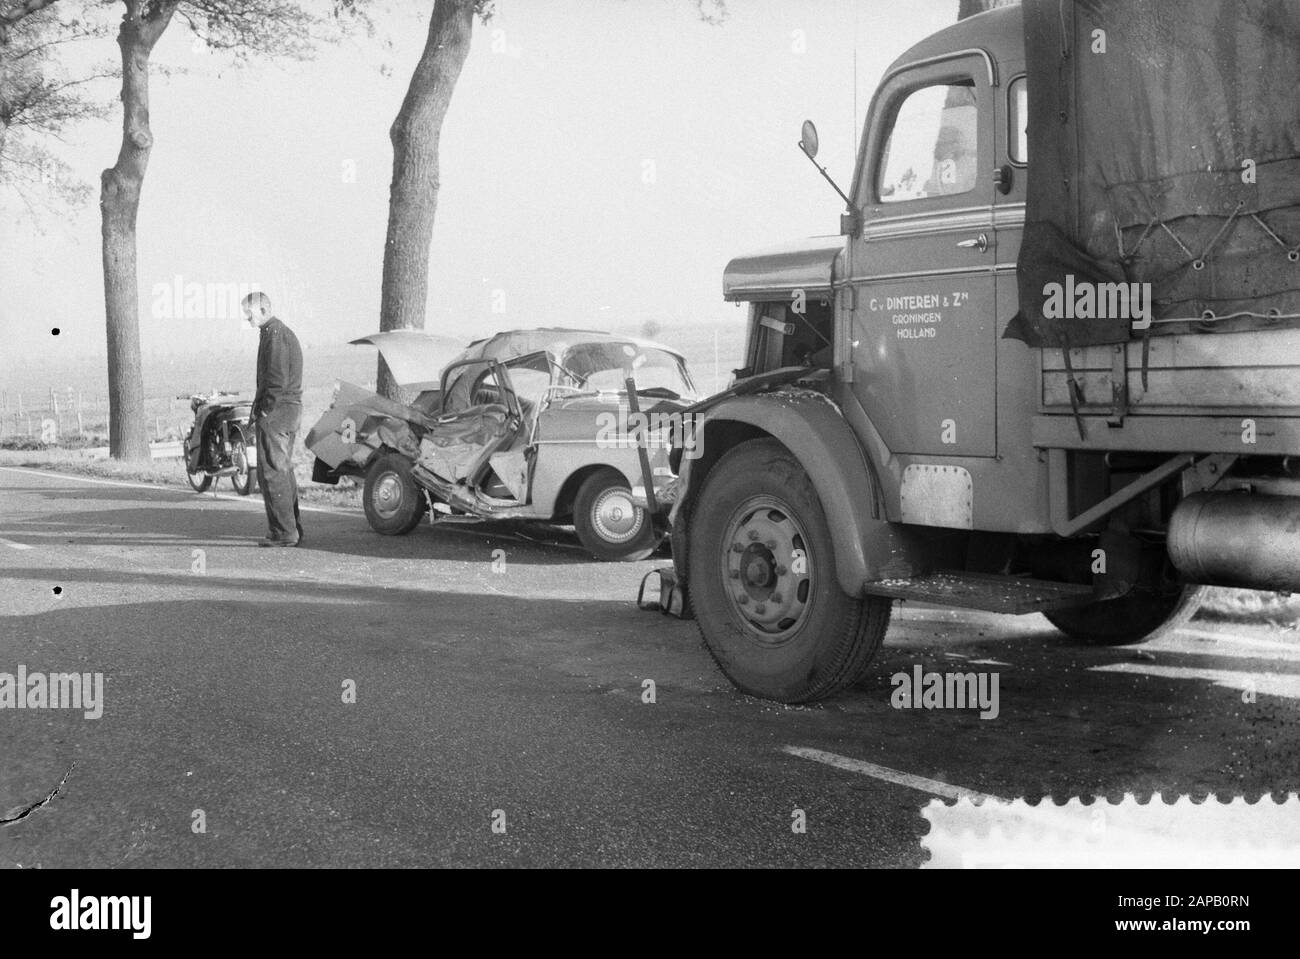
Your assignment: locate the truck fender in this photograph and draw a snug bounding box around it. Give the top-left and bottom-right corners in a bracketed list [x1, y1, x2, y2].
[676, 389, 922, 596]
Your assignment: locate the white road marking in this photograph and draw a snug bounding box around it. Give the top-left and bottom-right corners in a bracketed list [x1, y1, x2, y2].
[1089, 662, 1300, 699]
[1177, 627, 1300, 655]
[783, 746, 1000, 802]
[0, 537, 33, 550]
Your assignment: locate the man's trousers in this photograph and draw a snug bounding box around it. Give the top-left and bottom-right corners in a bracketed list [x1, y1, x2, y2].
[256, 403, 303, 542]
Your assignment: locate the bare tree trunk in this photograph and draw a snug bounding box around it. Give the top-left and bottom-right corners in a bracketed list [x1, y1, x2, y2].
[958, 0, 1018, 20]
[100, 0, 175, 460]
[376, 0, 475, 400]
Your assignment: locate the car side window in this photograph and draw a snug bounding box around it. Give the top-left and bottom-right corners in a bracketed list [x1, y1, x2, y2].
[878, 80, 978, 203]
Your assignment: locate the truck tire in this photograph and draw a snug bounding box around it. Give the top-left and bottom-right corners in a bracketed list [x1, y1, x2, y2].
[1044, 585, 1207, 646]
[687, 438, 891, 703]
[573, 467, 657, 562]
[363, 453, 425, 536]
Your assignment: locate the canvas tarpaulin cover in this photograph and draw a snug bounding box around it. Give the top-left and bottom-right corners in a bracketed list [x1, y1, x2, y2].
[1006, 0, 1300, 347]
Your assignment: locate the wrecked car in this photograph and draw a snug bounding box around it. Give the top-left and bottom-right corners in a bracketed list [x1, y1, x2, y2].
[306, 328, 699, 562]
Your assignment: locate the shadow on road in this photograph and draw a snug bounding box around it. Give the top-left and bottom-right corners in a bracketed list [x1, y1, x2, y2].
[4, 473, 1299, 834]
[1, 486, 656, 566]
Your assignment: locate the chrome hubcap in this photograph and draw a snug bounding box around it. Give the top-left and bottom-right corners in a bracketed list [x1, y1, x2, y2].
[592, 487, 643, 543]
[373, 473, 405, 518]
[721, 495, 812, 642]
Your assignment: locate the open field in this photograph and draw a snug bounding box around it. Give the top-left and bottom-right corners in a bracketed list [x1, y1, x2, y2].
[0, 318, 750, 509]
[0, 318, 748, 447]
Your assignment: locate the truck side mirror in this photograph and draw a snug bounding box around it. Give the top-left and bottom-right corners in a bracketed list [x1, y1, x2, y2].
[800, 120, 819, 159]
[799, 117, 856, 222]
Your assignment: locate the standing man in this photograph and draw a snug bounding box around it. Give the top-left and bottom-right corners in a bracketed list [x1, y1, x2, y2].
[244, 292, 304, 547]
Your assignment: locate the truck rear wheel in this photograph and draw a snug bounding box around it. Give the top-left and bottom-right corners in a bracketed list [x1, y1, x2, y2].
[687, 438, 891, 703]
[1044, 585, 1206, 646]
[363, 453, 425, 536]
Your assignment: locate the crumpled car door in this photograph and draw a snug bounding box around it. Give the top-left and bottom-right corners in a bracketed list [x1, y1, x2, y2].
[417, 355, 531, 489]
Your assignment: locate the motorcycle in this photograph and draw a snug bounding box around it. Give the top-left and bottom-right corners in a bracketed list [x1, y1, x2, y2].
[181, 391, 258, 495]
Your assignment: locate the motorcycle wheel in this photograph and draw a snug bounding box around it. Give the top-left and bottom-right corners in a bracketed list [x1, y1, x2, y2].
[187, 469, 213, 493]
[230, 431, 257, 496]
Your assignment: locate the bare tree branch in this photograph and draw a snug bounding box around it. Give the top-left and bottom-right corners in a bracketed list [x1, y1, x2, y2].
[0, 0, 60, 29]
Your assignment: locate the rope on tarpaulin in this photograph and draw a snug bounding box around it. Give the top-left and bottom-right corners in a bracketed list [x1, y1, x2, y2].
[1116, 199, 1300, 273]
[1148, 310, 1300, 325]
[1111, 197, 1300, 386]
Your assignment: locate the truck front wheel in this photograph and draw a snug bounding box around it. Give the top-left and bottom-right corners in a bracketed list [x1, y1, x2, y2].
[1044, 584, 1206, 646]
[688, 438, 891, 703]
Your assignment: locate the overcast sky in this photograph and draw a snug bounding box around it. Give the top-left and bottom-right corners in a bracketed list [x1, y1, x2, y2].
[1, 0, 960, 363]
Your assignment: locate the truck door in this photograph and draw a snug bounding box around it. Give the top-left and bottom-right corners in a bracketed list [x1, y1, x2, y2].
[849, 52, 999, 457]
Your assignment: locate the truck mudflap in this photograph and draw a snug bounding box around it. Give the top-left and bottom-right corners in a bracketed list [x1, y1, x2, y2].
[674, 387, 924, 597]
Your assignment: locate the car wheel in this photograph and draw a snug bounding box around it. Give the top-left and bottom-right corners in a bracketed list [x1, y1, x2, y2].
[687, 438, 892, 703]
[573, 468, 657, 562]
[1044, 584, 1207, 645]
[363, 453, 425, 535]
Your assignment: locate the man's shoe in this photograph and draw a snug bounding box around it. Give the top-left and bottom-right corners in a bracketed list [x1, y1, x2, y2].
[257, 536, 298, 548]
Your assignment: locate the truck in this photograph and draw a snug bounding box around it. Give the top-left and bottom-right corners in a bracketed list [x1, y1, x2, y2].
[669, 0, 1300, 703]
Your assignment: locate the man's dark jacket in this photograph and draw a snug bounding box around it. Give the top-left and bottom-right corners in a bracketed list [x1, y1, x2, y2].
[254, 317, 303, 419]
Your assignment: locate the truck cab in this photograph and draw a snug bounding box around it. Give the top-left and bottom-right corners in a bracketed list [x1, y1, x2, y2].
[673, 1, 1300, 703]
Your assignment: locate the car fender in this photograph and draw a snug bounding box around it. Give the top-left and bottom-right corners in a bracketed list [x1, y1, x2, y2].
[677, 389, 924, 595]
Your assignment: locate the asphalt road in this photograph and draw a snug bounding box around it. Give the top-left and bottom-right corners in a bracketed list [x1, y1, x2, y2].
[1, 466, 1298, 867]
